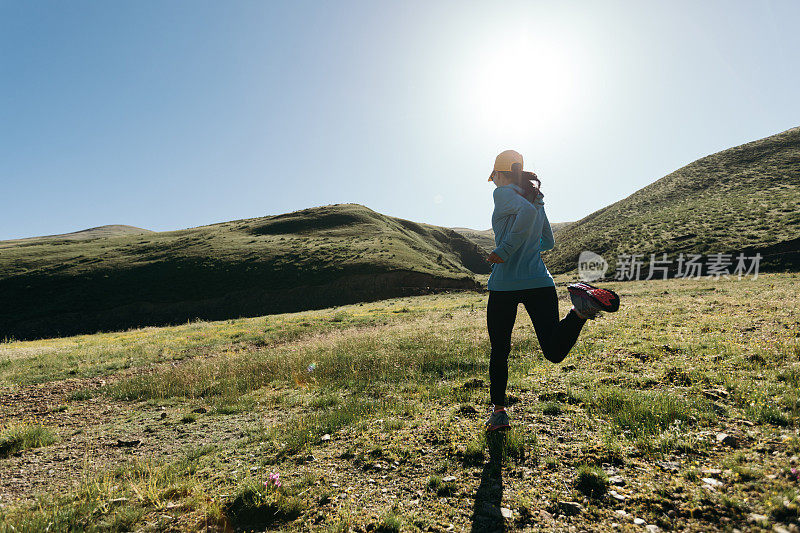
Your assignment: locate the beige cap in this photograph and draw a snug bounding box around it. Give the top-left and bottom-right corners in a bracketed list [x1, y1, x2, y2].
[489, 150, 523, 181]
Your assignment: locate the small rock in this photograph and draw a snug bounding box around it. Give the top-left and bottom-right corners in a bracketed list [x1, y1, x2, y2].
[556, 501, 583, 516]
[500, 507, 513, 519]
[116, 439, 141, 447]
[609, 490, 626, 501]
[774, 526, 790, 533]
[716, 433, 739, 448]
[701, 477, 723, 487]
[321, 434, 331, 441]
[608, 475, 626, 486]
[633, 518, 646, 525]
[702, 388, 729, 400]
[701, 468, 722, 476]
[159, 412, 167, 419]
[110, 497, 128, 505]
[748, 513, 768, 524]
[656, 461, 680, 472]
[442, 476, 456, 483]
[615, 510, 629, 517]
[646, 525, 660, 533]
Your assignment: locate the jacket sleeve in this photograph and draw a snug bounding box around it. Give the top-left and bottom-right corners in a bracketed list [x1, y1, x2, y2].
[540, 208, 555, 251]
[491, 187, 538, 261]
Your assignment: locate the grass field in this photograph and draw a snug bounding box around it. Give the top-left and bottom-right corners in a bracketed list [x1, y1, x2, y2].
[0, 273, 799, 531]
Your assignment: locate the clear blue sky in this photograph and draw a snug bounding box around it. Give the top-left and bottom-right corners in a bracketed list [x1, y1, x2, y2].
[2, 0, 798, 240]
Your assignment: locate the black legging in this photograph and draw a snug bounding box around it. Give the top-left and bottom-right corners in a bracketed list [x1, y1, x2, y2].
[487, 286, 586, 406]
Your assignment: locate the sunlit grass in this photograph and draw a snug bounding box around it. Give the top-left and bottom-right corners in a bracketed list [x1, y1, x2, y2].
[0, 273, 798, 530]
[0, 424, 58, 458]
[0, 291, 487, 387]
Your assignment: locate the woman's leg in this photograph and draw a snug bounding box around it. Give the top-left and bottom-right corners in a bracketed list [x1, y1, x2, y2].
[487, 290, 519, 407]
[521, 286, 586, 364]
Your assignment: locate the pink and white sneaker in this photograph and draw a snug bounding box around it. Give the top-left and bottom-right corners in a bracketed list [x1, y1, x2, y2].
[567, 282, 621, 319]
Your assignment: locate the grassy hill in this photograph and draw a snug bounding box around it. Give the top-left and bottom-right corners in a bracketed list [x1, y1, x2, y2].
[0, 225, 153, 246]
[453, 222, 572, 254]
[544, 126, 800, 275]
[450, 228, 496, 254]
[0, 204, 489, 340]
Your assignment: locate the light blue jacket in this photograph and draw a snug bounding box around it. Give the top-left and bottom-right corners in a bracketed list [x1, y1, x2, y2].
[487, 183, 555, 291]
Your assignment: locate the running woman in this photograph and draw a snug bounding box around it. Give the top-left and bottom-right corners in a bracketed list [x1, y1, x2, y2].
[484, 150, 620, 432]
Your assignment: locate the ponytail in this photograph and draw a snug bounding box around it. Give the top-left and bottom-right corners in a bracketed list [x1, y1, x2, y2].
[510, 163, 540, 204]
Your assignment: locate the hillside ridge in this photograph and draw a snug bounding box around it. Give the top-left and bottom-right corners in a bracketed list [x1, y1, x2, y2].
[0, 224, 153, 246]
[544, 126, 800, 274]
[0, 203, 488, 340]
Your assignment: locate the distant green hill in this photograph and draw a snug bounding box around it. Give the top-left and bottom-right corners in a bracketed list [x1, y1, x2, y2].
[0, 204, 488, 340]
[0, 225, 153, 246]
[450, 228, 495, 254]
[544, 126, 800, 275]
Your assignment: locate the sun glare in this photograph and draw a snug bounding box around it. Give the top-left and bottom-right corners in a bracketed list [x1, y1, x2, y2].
[463, 35, 581, 139]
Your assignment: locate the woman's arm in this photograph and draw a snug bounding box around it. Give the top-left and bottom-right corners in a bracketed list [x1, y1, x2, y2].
[540, 207, 555, 251]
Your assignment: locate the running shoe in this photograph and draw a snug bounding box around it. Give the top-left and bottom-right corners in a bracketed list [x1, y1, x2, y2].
[568, 282, 621, 319]
[485, 410, 511, 432]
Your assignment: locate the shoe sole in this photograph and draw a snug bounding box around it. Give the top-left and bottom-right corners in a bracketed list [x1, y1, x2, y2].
[568, 283, 620, 312]
[485, 423, 511, 432]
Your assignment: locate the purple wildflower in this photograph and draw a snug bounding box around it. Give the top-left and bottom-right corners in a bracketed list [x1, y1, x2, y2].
[266, 472, 282, 488]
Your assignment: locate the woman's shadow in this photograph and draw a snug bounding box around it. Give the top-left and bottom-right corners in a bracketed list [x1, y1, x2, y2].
[470, 431, 508, 532]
